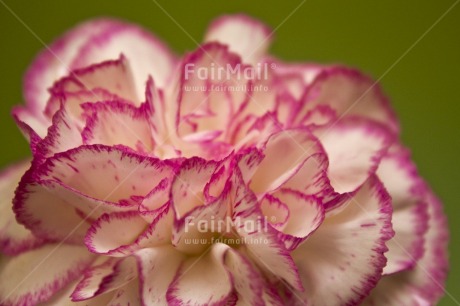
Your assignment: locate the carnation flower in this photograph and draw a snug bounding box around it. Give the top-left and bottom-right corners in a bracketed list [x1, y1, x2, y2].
[0, 15, 448, 306]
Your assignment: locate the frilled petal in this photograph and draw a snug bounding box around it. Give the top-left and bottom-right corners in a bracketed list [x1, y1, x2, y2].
[0, 244, 94, 306]
[290, 175, 393, 305]
[203, 152, 234, 199]
[35, 107, 82, 160]
[295, 67, 399, 132]
[411, 192, 450, 301]
[204, 14, 272, 64]
[273, 94, 297, 127]
[363, 192, 449, 305]
[260, 194, 290, 229]
[135, 246, 183, 305]
[95, 258, 138, 301]
[231, 171, 303, 291]
[225, 247, 265, 305]
[70, 19, 177, 94]
[139, 178, 170, 214]
[144, 77, 169, 145]
[176, 43, 248, 144]
[84, 211, 147, 255]
[12, 106, 48, 140]
[298, 104, 337, 128]
[166, 243, 235, 305]
[269, 189, 324, 250]
[273, 62, 324, 100]
[44, 87, 121, 120]
[249, 129, 324, 194]
[231, 112, 282, 150]
[236, 147, 264, 183]
[170, 157, 218, 219]
[377, 148, 429, 274]
[281, 153, 333, 198]
[0, 161, 44, 255]
[24, 19, 117, 112]
[70, 258, 118, 301]
[14, 146, 174, 242]
[71, 256, 137, 301]
[383, 202, 428, 275]
[172, 187, 229, 255]
[82, 101, 154, 152]
[37, 145, 172, 206]
[50, 56, 139, 105]
[86, 205, 173, 256]
[122, 206, 173, 251]
[315, 118, 394, 194]
[14, 170, 92, 244]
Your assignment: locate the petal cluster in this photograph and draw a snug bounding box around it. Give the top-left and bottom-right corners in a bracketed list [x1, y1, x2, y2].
[0, 15, 449, 306]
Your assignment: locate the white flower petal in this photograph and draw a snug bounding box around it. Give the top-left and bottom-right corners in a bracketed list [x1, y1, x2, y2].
[204, 14, 272, 64]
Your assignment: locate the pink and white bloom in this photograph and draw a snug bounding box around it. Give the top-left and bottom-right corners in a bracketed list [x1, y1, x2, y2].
[0, 15, 449, 306]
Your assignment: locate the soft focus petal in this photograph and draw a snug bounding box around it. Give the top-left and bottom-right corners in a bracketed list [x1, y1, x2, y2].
[51, 56, 139, 105]
[225, 248, 265, 305]
[71, 19, 177, 94]
[24, 19, 117, 112]
[12, 106, 48, 140]
[166, 243, 235, 305]
[377, 148, 429, 274]
[0, 244, 94, 306]
[204, 14, 272, 64]
[295, 67, 399, 132]
[273, 61, 324, 100]
[261, 286, 284, 306]
[106, 280, 140, 306]
[39, 280, 114, 306]
[136, 246, 185, 305]
[44, 87, 121, 120]
[316, 118, 394, 194]
[363, 192, 449, 305]
[176, 43, 248, 144]
[0, 161, 44, 255]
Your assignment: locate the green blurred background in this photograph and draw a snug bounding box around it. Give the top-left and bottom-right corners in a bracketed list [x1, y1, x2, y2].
[0, 0, 458, 304]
